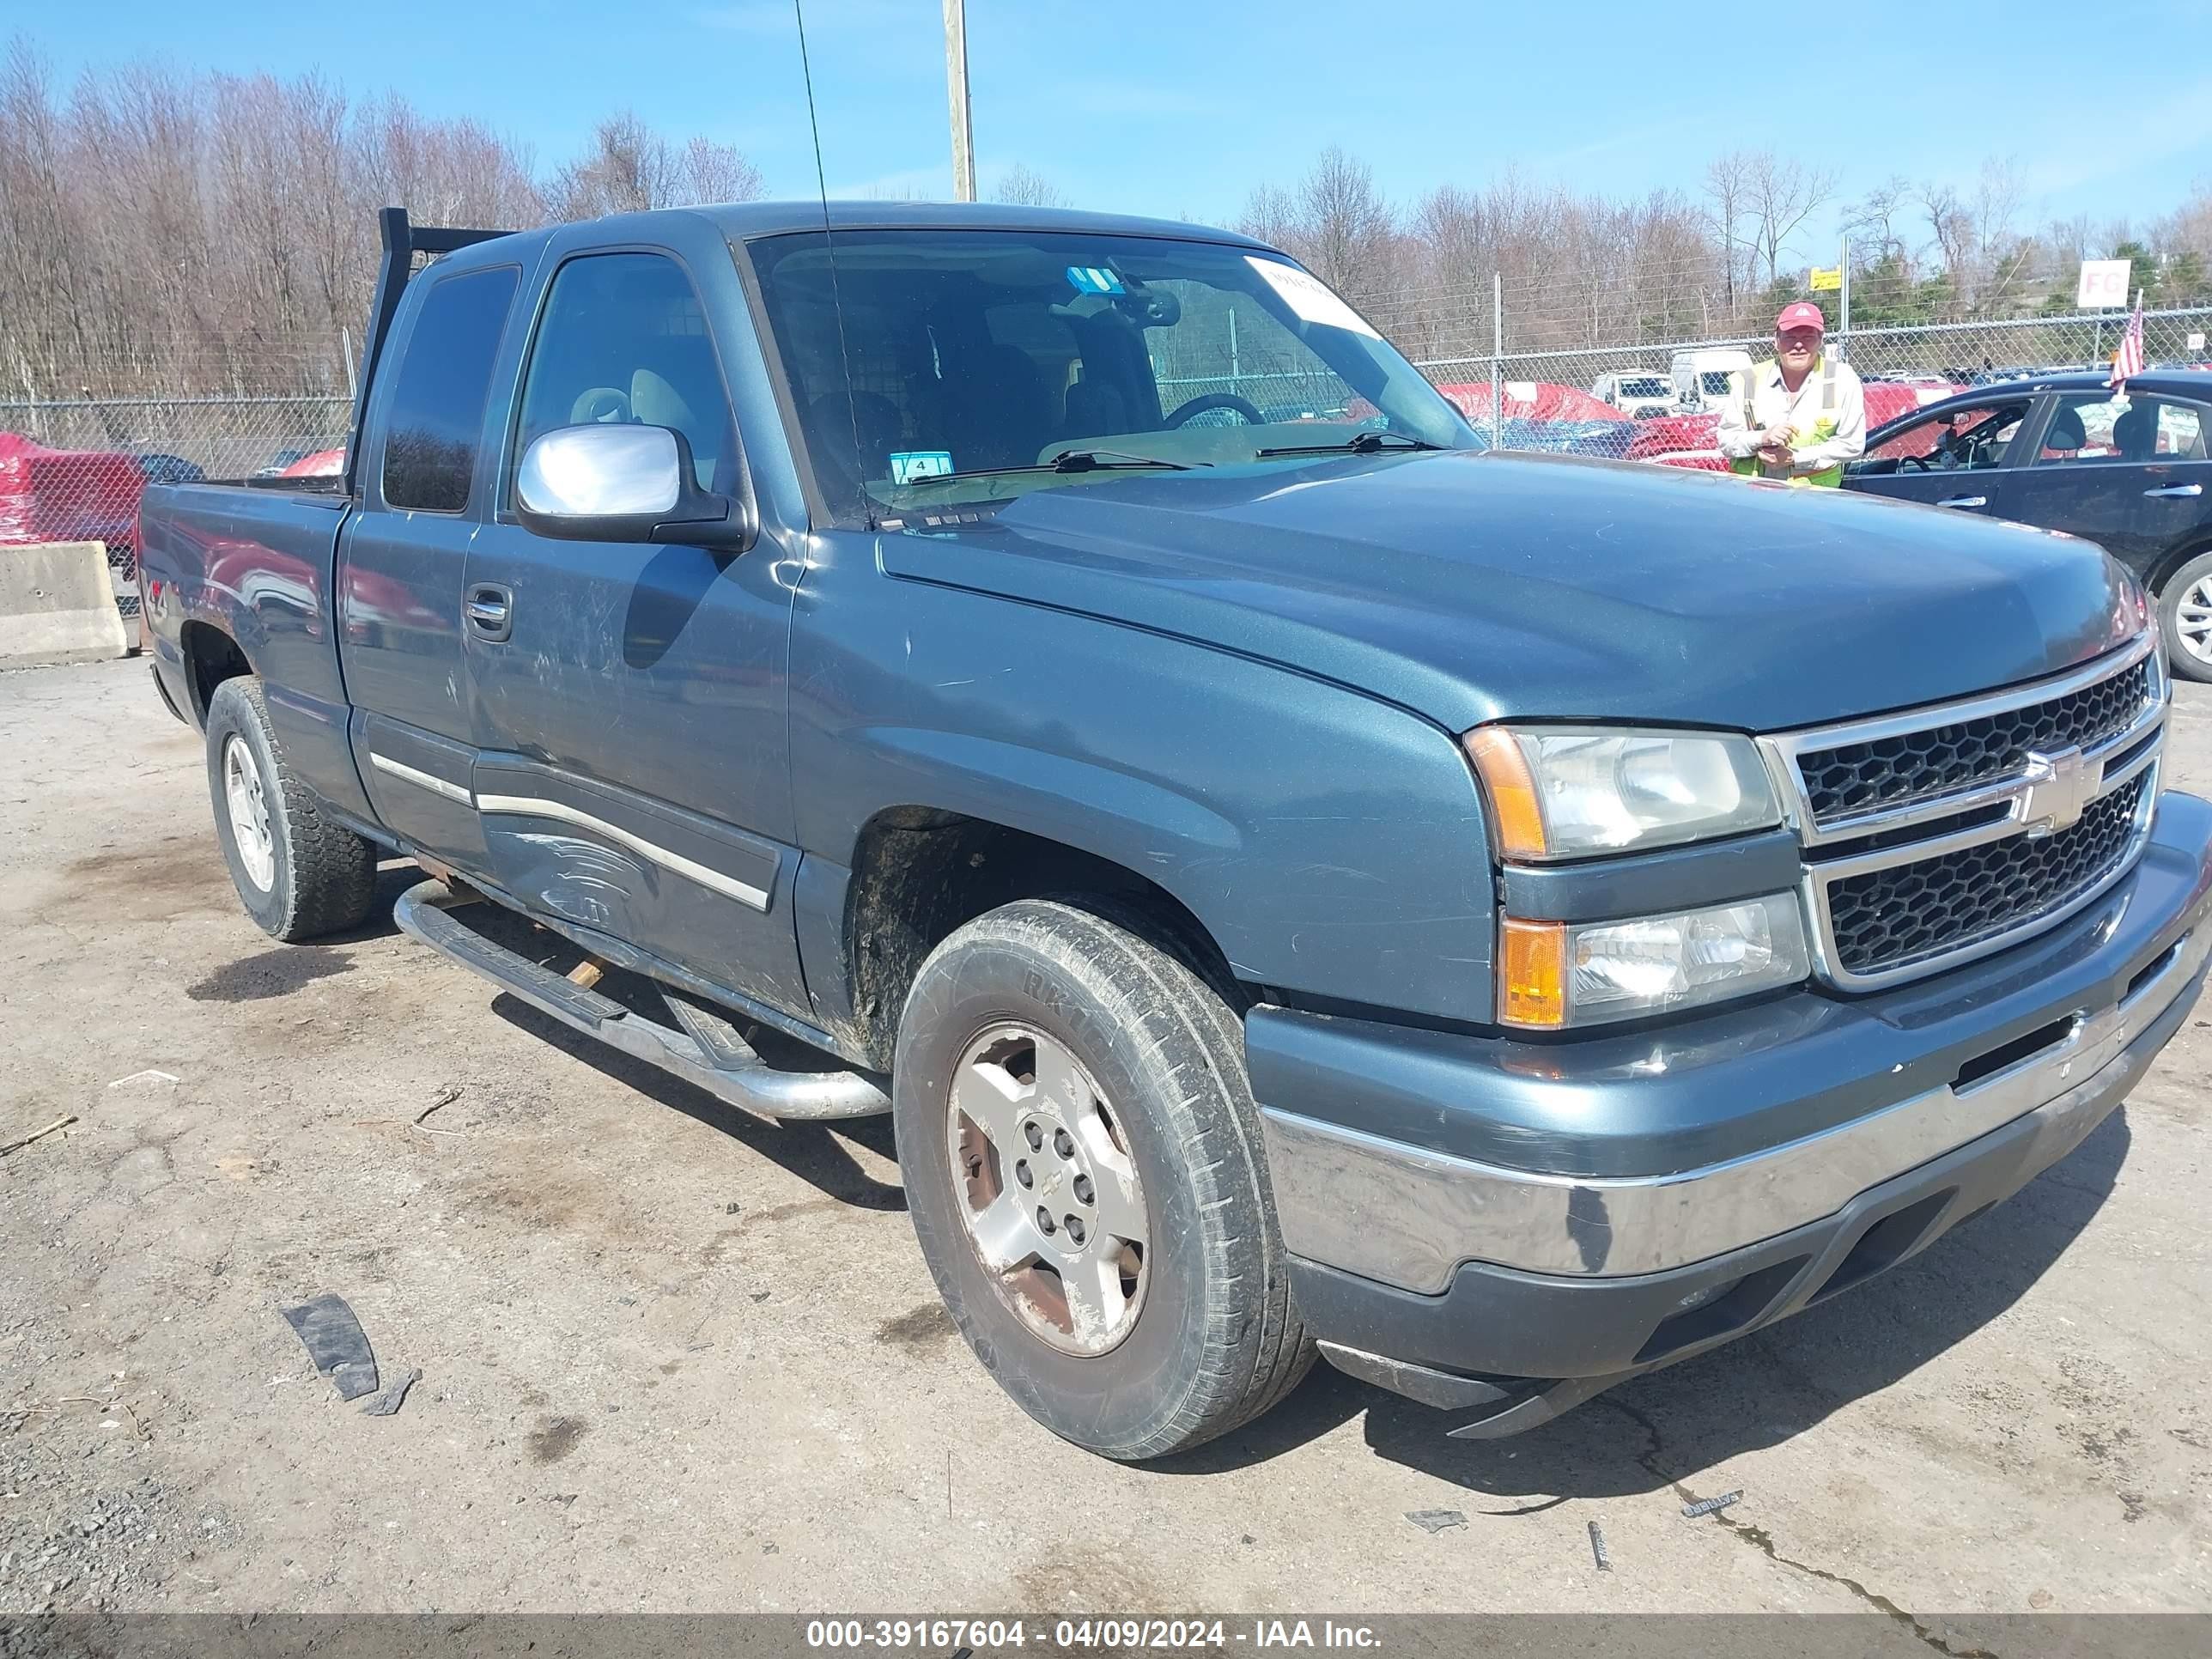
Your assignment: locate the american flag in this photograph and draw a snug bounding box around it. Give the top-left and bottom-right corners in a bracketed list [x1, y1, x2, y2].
[2110, 292, 2146, 391]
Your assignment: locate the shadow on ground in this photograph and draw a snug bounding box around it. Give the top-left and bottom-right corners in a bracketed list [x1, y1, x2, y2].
[1168, 1110, 2131, 1495]
[490, 994, 905, 1212]
[447, 898, 2130, 1496]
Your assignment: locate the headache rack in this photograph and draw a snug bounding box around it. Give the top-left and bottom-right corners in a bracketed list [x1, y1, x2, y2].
[341, 207, 516, 498]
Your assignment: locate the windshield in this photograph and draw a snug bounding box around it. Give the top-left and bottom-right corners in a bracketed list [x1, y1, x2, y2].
[745, 228, 1477, 522]
[1699, 371, 1734, 397]
[1619, 377, 1668, 399]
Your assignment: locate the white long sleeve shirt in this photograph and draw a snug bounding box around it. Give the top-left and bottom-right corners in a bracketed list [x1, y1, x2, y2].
[1714, 354, 1868, 481]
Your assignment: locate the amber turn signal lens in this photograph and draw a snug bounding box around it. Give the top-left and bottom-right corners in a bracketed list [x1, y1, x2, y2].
[1498, 917, 1567, 1028]
[1463, 727, 1547, 860]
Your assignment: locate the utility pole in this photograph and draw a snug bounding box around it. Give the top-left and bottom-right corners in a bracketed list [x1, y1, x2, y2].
[1838, 234, 1850, 361]
[943, 0, 975, 203]
[1490, 271, 1503, 448]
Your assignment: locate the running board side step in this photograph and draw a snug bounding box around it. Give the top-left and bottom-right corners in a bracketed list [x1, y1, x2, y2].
[392, 878, 889, 1123]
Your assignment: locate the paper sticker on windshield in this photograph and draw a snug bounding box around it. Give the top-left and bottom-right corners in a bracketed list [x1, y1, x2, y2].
[1065, 265, 1125, 295]
[889, 450, 954, 485]
[1246, 257, 1378, 337]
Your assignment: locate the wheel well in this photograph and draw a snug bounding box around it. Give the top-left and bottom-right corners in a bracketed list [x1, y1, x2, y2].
[2148, 538, 2212, 597]
[842, 808, 1243, 1069]
[179, 622, 251, 723]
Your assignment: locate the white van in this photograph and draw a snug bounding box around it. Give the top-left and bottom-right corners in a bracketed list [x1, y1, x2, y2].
[1590, 372, 1675, 418]
[1668, 347, 1755, 414]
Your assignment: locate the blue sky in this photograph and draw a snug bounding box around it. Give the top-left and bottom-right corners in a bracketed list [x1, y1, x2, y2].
[21, 0, 2212, 251]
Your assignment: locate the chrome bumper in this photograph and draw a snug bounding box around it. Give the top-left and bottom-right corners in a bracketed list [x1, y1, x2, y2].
[1262, 911, 2210, 1293]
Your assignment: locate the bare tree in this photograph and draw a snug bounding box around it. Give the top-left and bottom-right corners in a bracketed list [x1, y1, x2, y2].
[1701, 151, 1755, 315]
[546, 112, 763, 220]
[1844, 175, 1912, 264]
[1741, 151, 1838, 291]
[993, 163, 1066, 208]
[676, 134, 764, 206]
[2162, 180, 2212, 259]
[2044, 212, 2099, 266]
[1237, 181, 1301, 251]
[1295, 146, 1395, 305]
[1918, 181, 1972, 307]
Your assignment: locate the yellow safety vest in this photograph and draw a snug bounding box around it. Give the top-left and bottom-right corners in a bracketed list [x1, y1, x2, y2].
[1730, 356, 1844, 488]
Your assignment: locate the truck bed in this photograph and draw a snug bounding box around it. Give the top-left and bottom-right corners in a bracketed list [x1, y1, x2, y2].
[136, 479, 358, 787]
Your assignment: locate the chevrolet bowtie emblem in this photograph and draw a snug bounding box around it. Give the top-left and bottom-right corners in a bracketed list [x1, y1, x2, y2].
[2019, 746, 2095, 837]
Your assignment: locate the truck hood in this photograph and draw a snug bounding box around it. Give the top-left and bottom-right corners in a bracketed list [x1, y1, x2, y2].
[880, 448, 2139, 733]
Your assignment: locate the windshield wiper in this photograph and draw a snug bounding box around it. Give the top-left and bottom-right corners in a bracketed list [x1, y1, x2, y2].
[1255, 431, 1447, 458]
[897, 447, 1206, 486]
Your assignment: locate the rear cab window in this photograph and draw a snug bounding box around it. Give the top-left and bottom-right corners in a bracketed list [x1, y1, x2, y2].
[380, 265, 522, 513]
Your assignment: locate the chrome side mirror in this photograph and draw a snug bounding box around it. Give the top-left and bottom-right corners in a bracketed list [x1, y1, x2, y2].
[514, 423, 755, 550]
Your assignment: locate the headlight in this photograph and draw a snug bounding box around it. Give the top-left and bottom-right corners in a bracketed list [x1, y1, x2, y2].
[1466, 726, 1781, 860]
[1499, 893, 1809, 1028]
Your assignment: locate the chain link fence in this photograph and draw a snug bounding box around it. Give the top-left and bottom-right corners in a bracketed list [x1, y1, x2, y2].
[4, 301, 2207, 631]
[1414, 302, 2212, 468]
[2, 393, 351, 620]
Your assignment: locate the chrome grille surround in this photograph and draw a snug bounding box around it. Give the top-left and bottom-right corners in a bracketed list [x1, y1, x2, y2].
[1759, 635, 2169, 992]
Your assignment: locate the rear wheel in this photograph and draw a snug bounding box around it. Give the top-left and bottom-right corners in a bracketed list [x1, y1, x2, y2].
[893, 899, 1313, 1460]
[204, 676, 379, 940]
[2158, 549, 2212, 684]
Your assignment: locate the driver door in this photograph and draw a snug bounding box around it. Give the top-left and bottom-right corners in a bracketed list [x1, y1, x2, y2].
[459, 242, 809, 1016]
[1844, 394, 2040, 517]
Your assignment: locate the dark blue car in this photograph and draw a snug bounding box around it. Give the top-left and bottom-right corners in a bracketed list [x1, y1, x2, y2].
[1850, 371, 2212, 678]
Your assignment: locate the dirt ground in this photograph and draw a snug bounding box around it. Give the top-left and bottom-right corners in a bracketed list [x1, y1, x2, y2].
[3, 656, 2210, 1629]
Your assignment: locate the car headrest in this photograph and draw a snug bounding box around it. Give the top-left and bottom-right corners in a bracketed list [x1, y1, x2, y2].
[2044, 406, 2087, 452]
[2112, 404, 2156, 460]
[631, 368, 700, 436]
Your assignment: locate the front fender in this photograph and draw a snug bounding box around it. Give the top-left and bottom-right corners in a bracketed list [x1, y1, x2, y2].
[789, 539, 1496, 1024]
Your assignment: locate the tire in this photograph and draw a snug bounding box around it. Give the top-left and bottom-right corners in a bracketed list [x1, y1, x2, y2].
[204, 676, 379, 941]
[2158, 549, 2212, 684]
[893, 898, 1314, 1460]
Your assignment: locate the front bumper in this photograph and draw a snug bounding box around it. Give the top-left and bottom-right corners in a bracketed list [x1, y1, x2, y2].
[1253, 791, 2212, 1431]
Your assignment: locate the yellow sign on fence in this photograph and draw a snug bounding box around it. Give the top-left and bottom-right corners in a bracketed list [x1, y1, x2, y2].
[1809, 266, 1844, 292]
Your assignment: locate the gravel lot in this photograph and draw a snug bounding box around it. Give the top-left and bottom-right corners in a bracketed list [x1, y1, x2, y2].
[3, 656, 2211, 1627]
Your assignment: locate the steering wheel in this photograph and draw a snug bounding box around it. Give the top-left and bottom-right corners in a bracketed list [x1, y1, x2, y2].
[573, 386, 632, 424]
[1901, 452, 1933, 472]
[1163, 392, 1266, 428]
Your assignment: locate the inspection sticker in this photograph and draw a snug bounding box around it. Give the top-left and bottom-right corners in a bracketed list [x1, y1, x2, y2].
[1245, 257, 1378, 337]
[1065, 265, 1125, 295]
[889, 450, 955, 485]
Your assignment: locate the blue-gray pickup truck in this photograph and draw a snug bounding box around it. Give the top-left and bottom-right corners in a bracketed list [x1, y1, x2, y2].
[137, 203, 2212, 1460]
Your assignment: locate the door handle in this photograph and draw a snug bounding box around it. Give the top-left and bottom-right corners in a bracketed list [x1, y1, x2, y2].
[1936, 495, 1988, 508]
[2144, 483, 2204, 499]
[465, 584, 513, 641]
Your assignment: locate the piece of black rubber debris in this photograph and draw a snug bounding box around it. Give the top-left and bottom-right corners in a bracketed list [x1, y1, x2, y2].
[360, 1367, 422, 1418]
[1681, 1489, 1743, 1518]
[279, 1294, 378, 1401]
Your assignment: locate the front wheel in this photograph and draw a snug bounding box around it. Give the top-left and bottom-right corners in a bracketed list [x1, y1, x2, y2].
[893, 900, 1313, 1460]
[2160, 550, 2212, 684]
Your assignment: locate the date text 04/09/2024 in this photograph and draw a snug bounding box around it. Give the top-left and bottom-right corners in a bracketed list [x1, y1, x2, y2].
[801, 1619, 1382, 1650]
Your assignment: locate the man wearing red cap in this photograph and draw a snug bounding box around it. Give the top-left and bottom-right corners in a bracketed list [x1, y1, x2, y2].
[1715, 301, 1865, 486]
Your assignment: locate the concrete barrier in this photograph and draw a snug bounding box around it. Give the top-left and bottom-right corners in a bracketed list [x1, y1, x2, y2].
[1, 541, 130, 668]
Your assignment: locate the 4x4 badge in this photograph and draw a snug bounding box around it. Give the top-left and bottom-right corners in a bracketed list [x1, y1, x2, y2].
[2019, 746, 2094, 837]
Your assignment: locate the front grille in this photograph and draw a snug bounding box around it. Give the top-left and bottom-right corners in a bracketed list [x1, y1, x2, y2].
[1798, 655, 2154, 823]
[1823, 773, 2147, 977]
